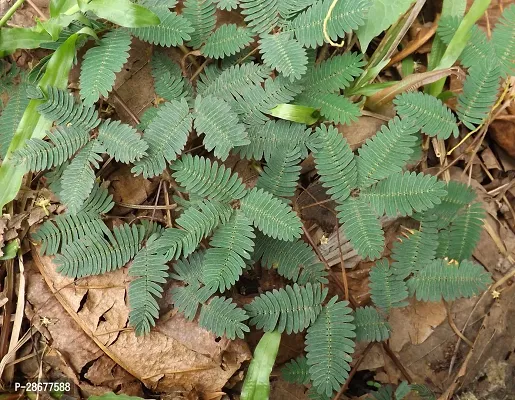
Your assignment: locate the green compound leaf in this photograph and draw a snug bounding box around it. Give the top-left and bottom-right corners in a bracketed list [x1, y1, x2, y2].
[337, 197, 385, 261]
[393, 91, 459, 140]
[305, 296, 355, 398]
[199, 296, 249, 339]
[259, 33, 308, 81]
[80, 29, 131, 106]
[245, 283, 328, 333]
[193, 95, 250, 160]
[202, 211, 255, 291]
[360, 171, 448, 217]
[201, 24, 253, 59]
[310, 124, 357, 205]
[171, 154, 247, 202]
[353, 306, 390, 342]
[240, 187, 303, 241]
[132, 99, 192, 178]
[408, 259, 492, 302]
[369, 259, 409, 311]
[130, 8, 194, 47]
[281, 356, 310, 385]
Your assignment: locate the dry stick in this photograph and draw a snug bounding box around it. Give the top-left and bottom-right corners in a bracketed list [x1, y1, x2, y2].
[26, 0, 46, 20]
[0, 259, 14, 363]
[302, 225, 331, 271]
[382, 342, 413, 383]
[333, 342, 375, 400]
[447, 290, 491, 377]
[386, 13, 439, 67]
[163, 182, 173, 227]
[190, 59, 209, 82]
[444, 301, 474, 348]
[111, 90, 140, 125]
[151, 180, 163, 222]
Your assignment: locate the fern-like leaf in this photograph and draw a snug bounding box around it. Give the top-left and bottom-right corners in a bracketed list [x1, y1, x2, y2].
[199, 296, 249, 339]
[232, 76, 303, 125]
[309, 124, 357, 204]
[336, 197, 384, 260]
[279, 0, 313, 18]
[60, 141, 104, 214]
[442, 202, 485, 262]
[353, 306, 390, 342]
[236, 119, 312, 161]
[0, 84, 29, 159]
[259, 33, 308, 81]
[290, 0, 370, 48]
[151, 52, 192, 102]
[37, 87, 100, 131]
[130, 8, 193, 47]
[361, 172, 448, 217]
[197, 62, 271, 101]
[240, 187, 303, 241]
[201, 24, 253, 59]
[171, 154, 247, 202]
[416, 181, 476, 228]
[297, 91, 360, 125]
[245, 283, 327, 333]
[256, 147, 301, 201]
[305, 296, 355, 397]
[182, 0, 216, 49]
[393, 92, 459, 140]
[457, 58, 502, 129]
[213, 0, 239, 11]
[240, 0, 279, 35]
[171, 283, 214, 321]
[96, 119, 148, 163]
[128, 234, 169, 335]
[171, 250, 204, 285]
[32, 185, 113, 256]
[356, 116, 419, 188]
[408, 259, 492, 302]
[391, 217, 439, 279]
[132, 99, 192, 178]
[55, 223, 146, 278]
[369, 259, 409, 311]
[254, 231, 327, 283]
[10, 125, 89, 171]
[491, 4, 515, 76]
[303, 52, 364, 93]
[193, 95, 249, 160]
[281, 356, 310, 385]
[202, 211, 255, 291]
[80, 29, 131, 106]
[155, 200, 234, 260]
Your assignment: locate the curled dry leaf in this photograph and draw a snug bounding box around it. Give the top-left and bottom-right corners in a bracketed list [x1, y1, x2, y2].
[29, 245, 251, 395]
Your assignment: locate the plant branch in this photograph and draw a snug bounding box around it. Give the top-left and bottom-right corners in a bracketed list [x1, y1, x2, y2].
[0, 0, 25, 28]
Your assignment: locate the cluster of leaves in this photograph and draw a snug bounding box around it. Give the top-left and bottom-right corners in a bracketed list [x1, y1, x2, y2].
[1, 0, 512, 398]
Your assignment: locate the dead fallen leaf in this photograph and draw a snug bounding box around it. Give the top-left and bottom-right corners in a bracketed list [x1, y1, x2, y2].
[0, 215, 8, 257]
[489, 120, 515, 159]
[108, 165, 159, 215]
[338, 117, 386, 151]
[389, 298, 447, 353]
[30, 247, 251, 395]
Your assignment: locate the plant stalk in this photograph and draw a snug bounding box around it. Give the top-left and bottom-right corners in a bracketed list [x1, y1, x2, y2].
[428, 0, 493, 96]
[0, 0, 26, 28]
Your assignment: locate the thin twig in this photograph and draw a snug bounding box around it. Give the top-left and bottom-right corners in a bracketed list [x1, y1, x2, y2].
[382, 342, 413, 383]
[302, 225, 331, 271]
[111, 90, 140, 125]
[444, 301, 474, 348]
[26, 0, 46, 20]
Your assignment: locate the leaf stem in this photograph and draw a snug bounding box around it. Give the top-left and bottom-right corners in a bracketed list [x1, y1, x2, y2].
[0, 0, 26, 28]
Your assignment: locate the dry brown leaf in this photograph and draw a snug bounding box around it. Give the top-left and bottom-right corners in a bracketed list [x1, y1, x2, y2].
[0, 215, 8, 257]
[30, 247, 251, 395]
[337, 117, 386, 151]
[489, 120, 515, 159]
[389, 298, 447, 353]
